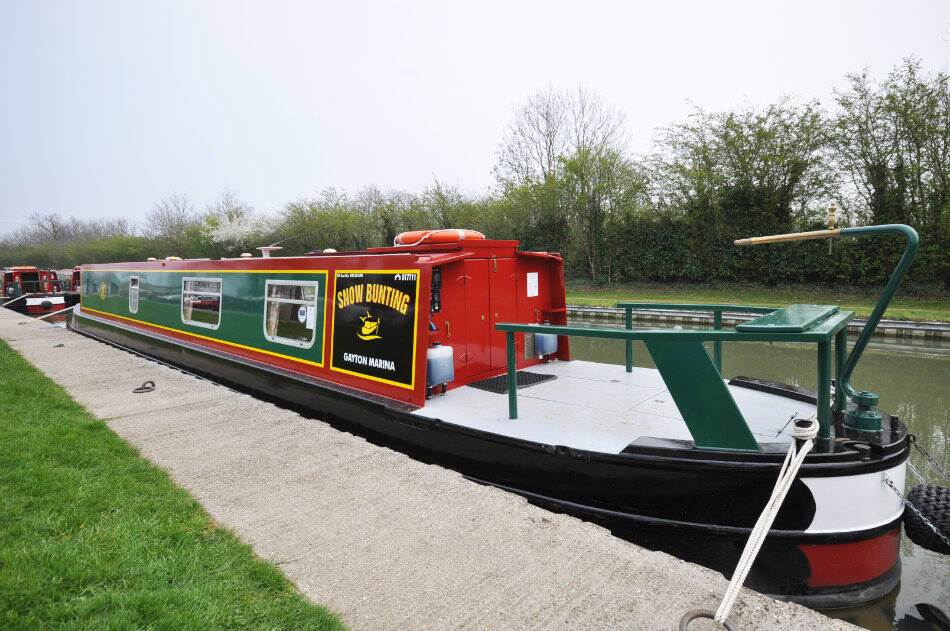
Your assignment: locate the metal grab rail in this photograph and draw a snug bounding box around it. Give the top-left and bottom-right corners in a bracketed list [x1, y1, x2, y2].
[497, 311, 853, 447]
[614, 303, 777, 373]
[735, 224, 919, 401]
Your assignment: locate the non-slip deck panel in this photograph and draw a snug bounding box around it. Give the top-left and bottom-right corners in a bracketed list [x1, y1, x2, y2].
[468, 370, 556, 394]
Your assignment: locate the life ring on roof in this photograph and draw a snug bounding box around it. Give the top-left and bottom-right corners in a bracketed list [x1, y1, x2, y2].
[393, 229, 486, 246]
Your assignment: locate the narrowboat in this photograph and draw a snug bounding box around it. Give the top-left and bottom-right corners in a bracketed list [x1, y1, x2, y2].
[69, 226, 921, 608]
[55, 267, 82, 293]
[3, 266, 79, 315]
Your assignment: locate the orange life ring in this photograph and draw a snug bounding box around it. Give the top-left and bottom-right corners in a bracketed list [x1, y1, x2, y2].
[394, 229, 486, 246]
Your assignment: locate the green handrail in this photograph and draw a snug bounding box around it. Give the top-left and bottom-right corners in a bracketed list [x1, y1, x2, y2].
[736, 224, 918, 400]
[498, 309, 852, 446]
[614, 303, 777, 373]
[836, 225, 918, 398]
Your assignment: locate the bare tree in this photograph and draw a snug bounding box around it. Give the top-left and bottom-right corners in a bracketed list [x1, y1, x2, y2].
[494, 86, 627, 187]
[494, 87, 569, 185]
[206, 188, 253, 222]
[145, 192, 196, 241]
[568, 87, 627, 159]
[28, 213, 70, 243]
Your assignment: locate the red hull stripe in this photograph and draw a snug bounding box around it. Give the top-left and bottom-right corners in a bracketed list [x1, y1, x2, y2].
[799, 528, 900, 587]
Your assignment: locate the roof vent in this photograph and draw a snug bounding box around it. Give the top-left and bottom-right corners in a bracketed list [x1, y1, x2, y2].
[257, 246, 282, 258]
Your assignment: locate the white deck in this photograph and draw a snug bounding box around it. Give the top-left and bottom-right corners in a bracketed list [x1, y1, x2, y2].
[414, 360, 815, 454]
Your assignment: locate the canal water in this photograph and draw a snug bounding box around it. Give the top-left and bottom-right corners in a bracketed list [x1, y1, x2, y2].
[568, 318, 949, 631]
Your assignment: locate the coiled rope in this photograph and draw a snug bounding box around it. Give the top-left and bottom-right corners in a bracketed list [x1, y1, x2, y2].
[682, 415, 818, 629]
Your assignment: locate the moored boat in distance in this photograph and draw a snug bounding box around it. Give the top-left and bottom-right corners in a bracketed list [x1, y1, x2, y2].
[69, 226, 921, 608]
[3, 266, 79, 315]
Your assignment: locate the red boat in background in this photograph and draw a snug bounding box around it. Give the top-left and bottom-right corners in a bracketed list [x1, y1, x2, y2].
[2, 266, 80, 316]
[55, 267, 82, 293]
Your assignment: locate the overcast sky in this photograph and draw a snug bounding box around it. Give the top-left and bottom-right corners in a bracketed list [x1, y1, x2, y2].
[1, 0, 947, 233]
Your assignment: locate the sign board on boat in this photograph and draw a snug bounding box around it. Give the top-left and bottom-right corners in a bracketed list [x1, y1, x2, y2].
[330, 270, 420, 389]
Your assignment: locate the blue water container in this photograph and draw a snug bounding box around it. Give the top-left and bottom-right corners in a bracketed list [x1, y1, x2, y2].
[535, 321, 558, 356]
[426, 343, 454, 386]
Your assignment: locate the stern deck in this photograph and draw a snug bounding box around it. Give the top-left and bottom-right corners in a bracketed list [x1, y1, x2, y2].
[414, 360, 815, 454]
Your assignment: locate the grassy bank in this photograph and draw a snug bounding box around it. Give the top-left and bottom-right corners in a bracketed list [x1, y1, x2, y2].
[0, 339, 344, 630]
[565, 282, 950, 322]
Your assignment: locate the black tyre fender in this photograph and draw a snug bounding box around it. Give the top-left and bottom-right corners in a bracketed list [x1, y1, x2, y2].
[905, 484, 950, 555]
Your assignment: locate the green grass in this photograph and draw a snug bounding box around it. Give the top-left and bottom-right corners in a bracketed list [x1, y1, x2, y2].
[565, 281, 950, 322]
[0, 339, 344, 630]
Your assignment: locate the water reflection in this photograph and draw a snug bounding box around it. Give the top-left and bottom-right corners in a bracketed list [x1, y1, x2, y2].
[568, 318, 950, 630]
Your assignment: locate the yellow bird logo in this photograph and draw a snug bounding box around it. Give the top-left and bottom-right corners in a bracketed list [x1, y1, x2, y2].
[357, 311, 382, 340]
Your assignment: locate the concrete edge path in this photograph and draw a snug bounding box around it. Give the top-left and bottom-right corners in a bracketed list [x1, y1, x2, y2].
[0, 309, 856, 630]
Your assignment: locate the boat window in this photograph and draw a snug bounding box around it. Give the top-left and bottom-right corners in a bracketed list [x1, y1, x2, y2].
[129, 276, 139, 314]
[181, 277, 222, 330]
[263, 280, 319, 348]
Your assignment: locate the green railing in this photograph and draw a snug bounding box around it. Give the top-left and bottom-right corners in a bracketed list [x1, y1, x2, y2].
[497, 224, 918, 450]
[735, 224, 919, 416]
[498, 309, 853, 449]
[614, 303, 776, 373]
[831, 225, 918, 399]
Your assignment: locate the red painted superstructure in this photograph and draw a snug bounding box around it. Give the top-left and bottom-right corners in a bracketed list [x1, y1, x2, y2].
[81, 239, 569, 408]
[3, 266, 58, 294]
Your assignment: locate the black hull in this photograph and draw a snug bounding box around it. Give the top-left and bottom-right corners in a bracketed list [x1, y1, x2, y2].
[4, 293, 79, 315]
[69, 308, 908, 607]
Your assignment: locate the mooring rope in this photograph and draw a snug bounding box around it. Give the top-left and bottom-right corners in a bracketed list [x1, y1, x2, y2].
[713, 415, 818, 626]
[32, 306, 71, 321]
[2, 294, 29, 306]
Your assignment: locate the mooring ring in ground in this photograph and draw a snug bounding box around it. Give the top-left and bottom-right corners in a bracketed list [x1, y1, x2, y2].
[132, 380, 156, 393]
[680, 609, 736, 630]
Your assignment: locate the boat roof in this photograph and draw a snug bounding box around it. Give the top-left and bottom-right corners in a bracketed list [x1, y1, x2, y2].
[83, 239, 562, 270]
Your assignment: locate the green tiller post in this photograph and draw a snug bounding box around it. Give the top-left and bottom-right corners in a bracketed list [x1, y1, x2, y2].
[713, 310, 723, 373]
[735, 223, 918, 421]
[506, 331, 518, 419]
[625, 307, 634, 373]
[817, 340, 832, 439]
[834, 329, 847, 413]
[836, 224, 919, 399]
